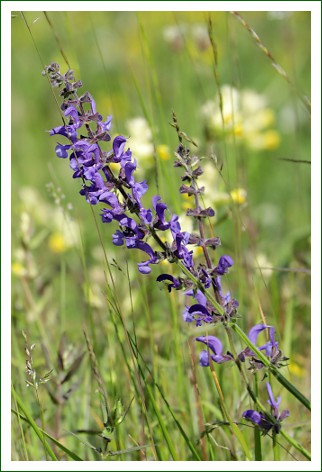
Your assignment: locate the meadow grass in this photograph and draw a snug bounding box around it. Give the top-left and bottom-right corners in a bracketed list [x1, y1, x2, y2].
[11, 11, 311, 462]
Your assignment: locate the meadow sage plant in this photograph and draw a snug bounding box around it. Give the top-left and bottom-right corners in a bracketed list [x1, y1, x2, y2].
[44, 63, 311, 457]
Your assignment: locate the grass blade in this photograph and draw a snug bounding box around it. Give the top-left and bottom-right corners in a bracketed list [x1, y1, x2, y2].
[145, 383, 179, 460]
[11, 386, 58, 461]
[11, 409, 83, 461]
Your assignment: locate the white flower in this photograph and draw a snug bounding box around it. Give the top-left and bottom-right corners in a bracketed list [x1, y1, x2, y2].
[201, 85, 280, 150]
[126, 117, 154, 167]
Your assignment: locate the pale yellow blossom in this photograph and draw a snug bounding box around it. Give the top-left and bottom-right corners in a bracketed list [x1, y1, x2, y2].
[201, 86, 280, 151]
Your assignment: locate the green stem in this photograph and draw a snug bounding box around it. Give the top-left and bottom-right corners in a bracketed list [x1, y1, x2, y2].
[279, 430, 311, 461]
[253, 375, 262, 461]
[35, 388, 48, 460]
[272, 432, 280, 461]
[209, 367, 252, 460]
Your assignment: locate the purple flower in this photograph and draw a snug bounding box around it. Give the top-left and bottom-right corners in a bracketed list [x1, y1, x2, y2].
[122, 238, 158, 274]
[100, 208, 114, 223]
[152, 196, 170, 231]
[113, 135, 127, 160]
[187, 304, 213, 326]
[238, 324, 281, 366]
[123, 160, 137, 186]
[140, 208, 153, 225]
[242, 410, 272, 432]
[55, 143, 72, 158]
[99, 115, 112, 133]
[169, 214, 181, 235]
[132, 180, 148, 204]
[156, 274, 182, 292]
[182, 289, 212, 325]
[242, 382, 289, 434]
[196, 336, 233, 366]
[215, 255, 234, 275]
[64, 105, 80, 126]
[50, 124, 78, 143]
[112, 230, 125, 246]
[172, 231, 194, 268]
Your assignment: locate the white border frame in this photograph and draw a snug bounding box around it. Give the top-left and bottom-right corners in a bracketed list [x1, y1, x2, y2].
[2, 2, 321, 470]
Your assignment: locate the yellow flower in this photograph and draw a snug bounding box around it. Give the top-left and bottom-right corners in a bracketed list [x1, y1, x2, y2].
[201, 86, 280, 151]
[288, 361, 306, 378]
[157, 144, 170, 161]
[48, 232, 66, 253]
[193, 246, 204, 257]
[247, 129, 280, 151]
[233, 124, 243, 137]
[12, 262, 26, 277]
[230, 188, 247, 205]
[262, 130, 280, 150]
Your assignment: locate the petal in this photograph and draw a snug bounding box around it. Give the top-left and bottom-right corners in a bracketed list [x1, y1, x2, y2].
[279, 409, 290, 421]
[156, 274, 181, 291]
[152, 195, 161, 209]
[248, 324, 269, 345]
[133, 181, 148, 203]
[196, 335, 223, 356]
[194, 289, 207, 307]
[113, 135, 127, 159]
[199, 350, 210, 367]
[137, 264, 152, 274]
[182, 306, 194, 323]
[216, 255, 234, 275]
[112, 230, 124, 246]
[242, 409, 262, 425]
[55, 143, 71, 158]
[188, 304, 210, 317]
[266, 382, 281, 409]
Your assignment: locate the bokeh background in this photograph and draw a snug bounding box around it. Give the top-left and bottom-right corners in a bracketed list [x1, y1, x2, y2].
[11, 10, 311, 461]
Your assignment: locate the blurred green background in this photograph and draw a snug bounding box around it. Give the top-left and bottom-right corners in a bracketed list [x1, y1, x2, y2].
[11, 11, 311, 461]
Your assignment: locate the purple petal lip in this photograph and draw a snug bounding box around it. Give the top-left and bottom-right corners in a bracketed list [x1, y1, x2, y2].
[247, 324, 270, 345]
[266, 382, 281, 409]
[188, 304, 210, 316]
[196, 335, 223, 356]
